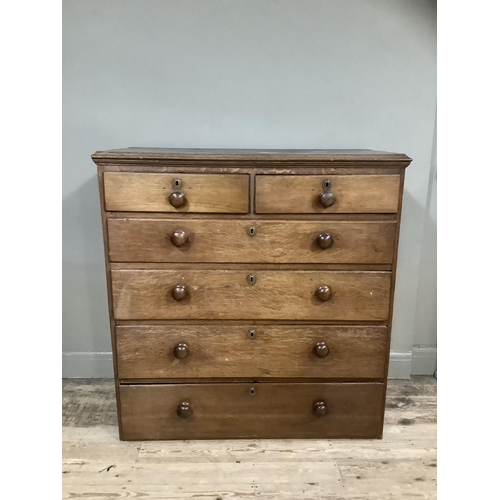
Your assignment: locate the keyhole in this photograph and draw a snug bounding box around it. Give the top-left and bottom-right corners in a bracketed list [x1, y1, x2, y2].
[250, 387, 256, 396]
[248, 226, 256, 237]
[172, 178, 182, 190]
[247, 274, 256, 286]
[248, 330, 256, 340]
[322, 179, 331, 191]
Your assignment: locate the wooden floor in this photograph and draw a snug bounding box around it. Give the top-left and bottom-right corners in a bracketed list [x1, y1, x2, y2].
[62, 377, 437, 499]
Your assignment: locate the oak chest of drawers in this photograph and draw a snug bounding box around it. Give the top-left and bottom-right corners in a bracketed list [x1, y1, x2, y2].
[93, 148, 411, 440]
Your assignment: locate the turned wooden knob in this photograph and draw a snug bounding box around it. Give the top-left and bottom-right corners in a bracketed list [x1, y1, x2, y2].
[314, 341, 330, 358]
[313, 401, 328, 417]
[177, 402, 191, 418]
[315, 285, 332, 302]
[171, 230, 188, 247]
[174, 343, 189, 359]
[318, 191, 335, 208]
[172, 285, 187, 301]
[317, 233, 333, 249]
[169, 191, 186, 208]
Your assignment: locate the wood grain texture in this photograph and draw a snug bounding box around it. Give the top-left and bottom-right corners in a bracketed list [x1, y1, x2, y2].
[101, 164, 404, 175]
[380, 169, 407, 435]
[92, 147, 412, 165]
[111, 269, 392, 321]
[106, 212, 397, 220]
[111, 262, 393, 271]
[255, 175, 401, 213]
[93, 147, 412, 443]
[103, 172, 249, 213]
[116, 325, 388, 380]
[62, 377, 436, 499]
[97, 170, 124, 438]
[119, 382, 385, 440]
[108, 218, 396, 264]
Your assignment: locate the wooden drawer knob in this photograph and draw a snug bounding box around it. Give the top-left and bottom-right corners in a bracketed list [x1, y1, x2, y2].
[313, 401, 328, 417]
[171, 230, 188, 247]
[169, 191, 186, 208]
[172, 285, 187, 301]
[314, 341, 330, 358]
[317, 233, 333, 249]
[174, 343, 189, 359]
[177, 402, 191, 418]
[318, 191, 335, 208]
[315, 285, 332, 302]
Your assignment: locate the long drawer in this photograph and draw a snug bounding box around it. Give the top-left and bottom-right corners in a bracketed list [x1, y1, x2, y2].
[116, 325, 388, 380]
[119, 382, 385, 440]
[108, 219, 396, 264]
[111, 269, 392, 321]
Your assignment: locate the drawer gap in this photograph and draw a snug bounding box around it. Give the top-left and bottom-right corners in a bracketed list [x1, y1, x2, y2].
[119, 378, 386, 385]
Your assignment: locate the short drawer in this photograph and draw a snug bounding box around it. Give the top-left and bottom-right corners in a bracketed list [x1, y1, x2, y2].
[108, 219, 396, 264]
[103, 173, 249, 213]
[116, 325, 388, 381]
[119, 382, 385, 440]
[111, 269, 391, 321]
[255, 175, 400, 213]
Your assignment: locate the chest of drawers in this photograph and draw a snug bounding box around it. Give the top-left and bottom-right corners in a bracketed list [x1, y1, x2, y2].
[93, 148, 411, 440]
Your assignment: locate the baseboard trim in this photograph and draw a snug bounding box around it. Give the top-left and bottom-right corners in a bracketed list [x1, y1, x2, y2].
[62, 352, 114, 378]
[388, 351, 413, 379]
[411, 346, 437, 375]
[62, 350, 429, 379]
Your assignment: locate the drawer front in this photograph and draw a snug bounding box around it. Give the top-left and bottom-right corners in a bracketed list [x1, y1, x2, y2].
[108, 219, 396, 264]
[116, 325, 388, 381]
[111, 269, 391, 320]
[255, 175, 400, 213]
[120, 382, 384, 440]
[103, 173, 249, 213]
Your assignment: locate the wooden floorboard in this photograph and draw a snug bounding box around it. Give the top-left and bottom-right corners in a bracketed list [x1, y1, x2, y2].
[62, 377, 437, 499]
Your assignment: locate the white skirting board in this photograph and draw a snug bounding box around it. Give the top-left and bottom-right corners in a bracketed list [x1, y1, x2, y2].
[63, 347, 437, 379]
[62, 352, 114, 378]
[388, 347, 437, 378]
[387, 351, 413, 379]
[411, 346, 437, 375]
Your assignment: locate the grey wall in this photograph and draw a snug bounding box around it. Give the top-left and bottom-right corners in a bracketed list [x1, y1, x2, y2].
[411, 119, 437, 374]
[63, 0, 437, 378]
